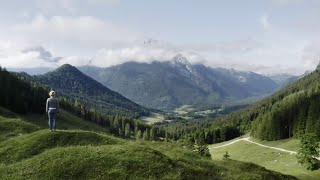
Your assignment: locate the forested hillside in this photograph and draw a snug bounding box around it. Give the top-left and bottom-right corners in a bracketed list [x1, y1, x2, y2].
[22, 64, 150, 117]
[161, 69, 320, 143]
[1, 66, 164, 140]
[0, 67, 47, 114]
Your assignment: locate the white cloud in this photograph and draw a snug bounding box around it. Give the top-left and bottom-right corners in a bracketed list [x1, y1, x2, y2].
[260, 14, 272, 29]
[301, 42, 320, 69]
[0, 15, 140, 56]
[271, 0, 304, 6]
[0, 7, 318, 76]
[86, 39, 205, 67]
[32, 0, 119, 14]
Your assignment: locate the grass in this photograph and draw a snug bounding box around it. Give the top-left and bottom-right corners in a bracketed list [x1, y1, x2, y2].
[0, 137, 296, 180]
[209, 137, 320, 180]
[254, 138, 301, 152]
[0, 116, 40, 142]
[22, 109, 109, 133]
[0, 129, 123, 164]
[0, 107, 297, 179]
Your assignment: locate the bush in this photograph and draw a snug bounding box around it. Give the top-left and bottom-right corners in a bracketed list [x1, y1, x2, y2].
[297, 133, 320, 170]
[193, 139, 211, 158]
[223, 151, 230, 160]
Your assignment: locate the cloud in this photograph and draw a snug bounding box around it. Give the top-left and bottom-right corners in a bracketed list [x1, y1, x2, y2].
[0, 39, 205, 69]
[23, 46, 62, 62]
[85, 39, 205, 67]
[301, 42, 320, 69]
[184, 39, 263, 54]
[260, 14, 272, 29]
[271, 0, 304, 6]
[32, 0, 119, 14]
[0, 8, 317, 76]
[0, 15, 140, 56]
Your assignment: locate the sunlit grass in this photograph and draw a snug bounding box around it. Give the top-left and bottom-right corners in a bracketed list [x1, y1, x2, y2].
[209, 137, 320, 180]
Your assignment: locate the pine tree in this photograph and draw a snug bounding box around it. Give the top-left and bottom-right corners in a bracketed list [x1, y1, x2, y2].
[297, 133, 320, 170]
[143, 129, 149, 141]
[136, 130, 142, 141]
[223, 151, 230, 160]
[149, 127, 155, 141]
[125, 123, 131, 137]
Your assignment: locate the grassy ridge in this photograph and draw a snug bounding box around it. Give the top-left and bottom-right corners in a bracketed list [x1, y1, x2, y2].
[0, 116, 40, 142]
[0, 130, 122, 164]
[0, 108, 296, 179]
[0, 136, 295, 180]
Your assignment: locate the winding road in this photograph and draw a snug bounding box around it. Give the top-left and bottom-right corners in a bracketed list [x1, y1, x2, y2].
[211, 137, 320, 160]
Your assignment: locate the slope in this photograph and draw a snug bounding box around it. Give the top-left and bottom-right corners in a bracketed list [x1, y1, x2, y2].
[209, 137, 320, 180]
[35, 64, 149, 117]
[79, 54, 277, 110]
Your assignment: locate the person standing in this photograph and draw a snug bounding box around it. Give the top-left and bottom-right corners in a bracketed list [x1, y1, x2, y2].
[46, 90, 59, 132]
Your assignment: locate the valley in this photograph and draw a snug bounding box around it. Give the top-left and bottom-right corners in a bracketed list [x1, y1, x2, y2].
[2, 61, 320, 179]
[1, 1, 320, 179]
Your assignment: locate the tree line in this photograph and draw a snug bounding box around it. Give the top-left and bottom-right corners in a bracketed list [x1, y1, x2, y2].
[59, 97, 165, 140]
[0, 68, 48, 114]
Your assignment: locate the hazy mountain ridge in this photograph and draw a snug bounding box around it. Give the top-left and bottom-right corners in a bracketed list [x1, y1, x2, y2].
[79, 55, 278, 110]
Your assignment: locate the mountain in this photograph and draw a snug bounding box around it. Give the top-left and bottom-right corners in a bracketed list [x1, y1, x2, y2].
[79, 54, 278, 111]
[268, 73, 299, 90]
[268, 73, 297, 85]
[34, 64, 149, 117]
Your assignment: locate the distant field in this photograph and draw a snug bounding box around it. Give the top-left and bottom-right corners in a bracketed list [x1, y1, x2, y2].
[209, 137, 320, 180]
[141, 113, 166, 124]
[174, 105, 195, 115]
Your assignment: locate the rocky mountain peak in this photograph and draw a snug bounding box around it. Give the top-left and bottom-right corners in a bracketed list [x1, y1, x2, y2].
[170, 54, 195, 74]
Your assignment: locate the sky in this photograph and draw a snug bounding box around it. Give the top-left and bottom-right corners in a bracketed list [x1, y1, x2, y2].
[0, 0, 320, 75]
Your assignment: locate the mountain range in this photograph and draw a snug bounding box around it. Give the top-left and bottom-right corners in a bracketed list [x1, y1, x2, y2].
[79, 54, 279, 110]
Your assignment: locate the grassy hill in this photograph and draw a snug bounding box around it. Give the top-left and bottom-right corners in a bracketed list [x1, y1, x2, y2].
[209, 136, 320, 180]
[0, 108, 295, 179]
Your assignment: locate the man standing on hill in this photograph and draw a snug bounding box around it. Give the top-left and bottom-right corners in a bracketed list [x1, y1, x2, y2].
[46, 90, 59, 132]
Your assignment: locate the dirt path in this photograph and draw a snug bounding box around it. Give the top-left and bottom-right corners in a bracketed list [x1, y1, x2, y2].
[211, 137, 320, 160]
